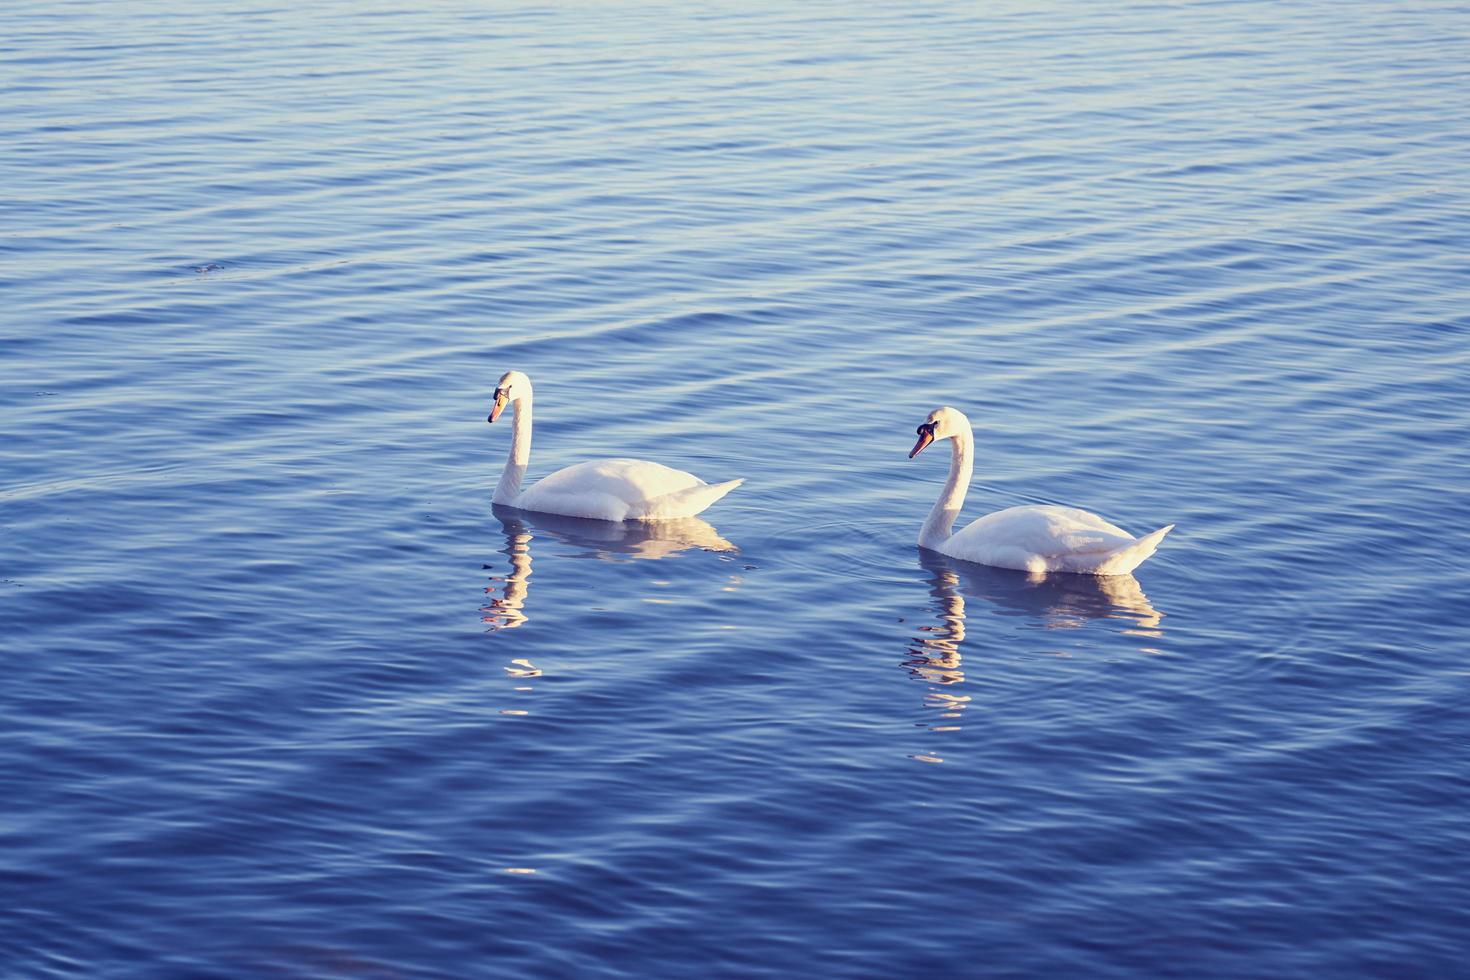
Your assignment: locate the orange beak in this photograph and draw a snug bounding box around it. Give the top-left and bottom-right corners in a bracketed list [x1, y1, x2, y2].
[909, 426, 935, 458]
[488, 390, 508, 423]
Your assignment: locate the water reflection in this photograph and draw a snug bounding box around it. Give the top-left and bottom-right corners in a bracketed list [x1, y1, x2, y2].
[915, 550, 1165, 634]
[903, 550, 1166, 762]
[482, 516, 534, 631]
[481, 506, 738, 631]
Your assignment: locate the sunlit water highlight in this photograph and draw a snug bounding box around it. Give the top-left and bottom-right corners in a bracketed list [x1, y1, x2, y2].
[4, 1, 1470, 976]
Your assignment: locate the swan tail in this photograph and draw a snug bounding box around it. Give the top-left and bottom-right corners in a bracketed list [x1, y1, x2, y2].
[1094, 524, 1174, 576]
[629, 479, 743, 520]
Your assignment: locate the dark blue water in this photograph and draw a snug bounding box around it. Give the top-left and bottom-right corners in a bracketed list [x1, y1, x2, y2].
[5, 1, 1470, 976]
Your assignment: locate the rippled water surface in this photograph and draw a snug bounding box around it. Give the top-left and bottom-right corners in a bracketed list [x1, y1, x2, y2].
[5, 1, 1470, 976]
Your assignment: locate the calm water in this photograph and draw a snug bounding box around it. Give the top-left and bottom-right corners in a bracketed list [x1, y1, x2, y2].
[4, 1, 1470, 976]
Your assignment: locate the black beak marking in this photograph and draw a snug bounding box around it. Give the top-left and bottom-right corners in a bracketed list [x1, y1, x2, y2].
[909, 421, 937, 458]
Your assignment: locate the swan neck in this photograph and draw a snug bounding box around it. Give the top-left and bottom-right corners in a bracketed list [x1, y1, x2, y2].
[494, 393, 532, 504]
[919, 424, 973, 550]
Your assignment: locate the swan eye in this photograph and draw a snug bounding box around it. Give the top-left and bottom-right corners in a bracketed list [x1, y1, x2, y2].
[917, 422, 935, 436]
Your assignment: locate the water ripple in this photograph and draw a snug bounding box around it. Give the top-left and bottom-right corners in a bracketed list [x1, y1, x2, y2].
[4, 0, 1470, 976]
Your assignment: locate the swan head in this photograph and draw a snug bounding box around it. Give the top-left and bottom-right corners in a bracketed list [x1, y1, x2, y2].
[488, 370, 532, 423]
[910, 406, 969, 458]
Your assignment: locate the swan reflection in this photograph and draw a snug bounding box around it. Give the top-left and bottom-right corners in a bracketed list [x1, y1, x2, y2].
[903, 550, 1165, 761]
[481, 506, 739, 631]
[482, 516, 534, 630]
[915, 549, 1162, 634]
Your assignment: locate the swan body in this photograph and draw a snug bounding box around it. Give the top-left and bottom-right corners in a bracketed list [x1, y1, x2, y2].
[910, 406, 1172, 576]
[511, 458, 741, 522]
[937, 503, 1173, 576]
[488, 371, 741, 522]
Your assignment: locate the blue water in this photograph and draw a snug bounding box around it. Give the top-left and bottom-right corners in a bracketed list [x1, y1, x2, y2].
[4, 1, 1470, 975]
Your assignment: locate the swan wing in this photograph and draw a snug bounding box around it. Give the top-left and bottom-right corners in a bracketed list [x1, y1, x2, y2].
[514, 458, 710, 521]
[953, 504, 1135, 552]
[628, 478, 743, 520]
[941, 504, 1140, 572]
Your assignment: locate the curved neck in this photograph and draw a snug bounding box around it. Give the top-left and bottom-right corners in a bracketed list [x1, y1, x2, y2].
[919, 422, 973, 550]
[493, 391, 533, 505]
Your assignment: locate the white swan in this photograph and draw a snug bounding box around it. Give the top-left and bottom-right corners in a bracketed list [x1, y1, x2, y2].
[487, 371, 742, 521]
[909, 406, 1173, 576]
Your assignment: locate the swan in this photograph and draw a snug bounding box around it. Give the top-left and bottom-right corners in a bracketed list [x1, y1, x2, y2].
[909, 406, 1173, 576]
[487, 371, 742, 521]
